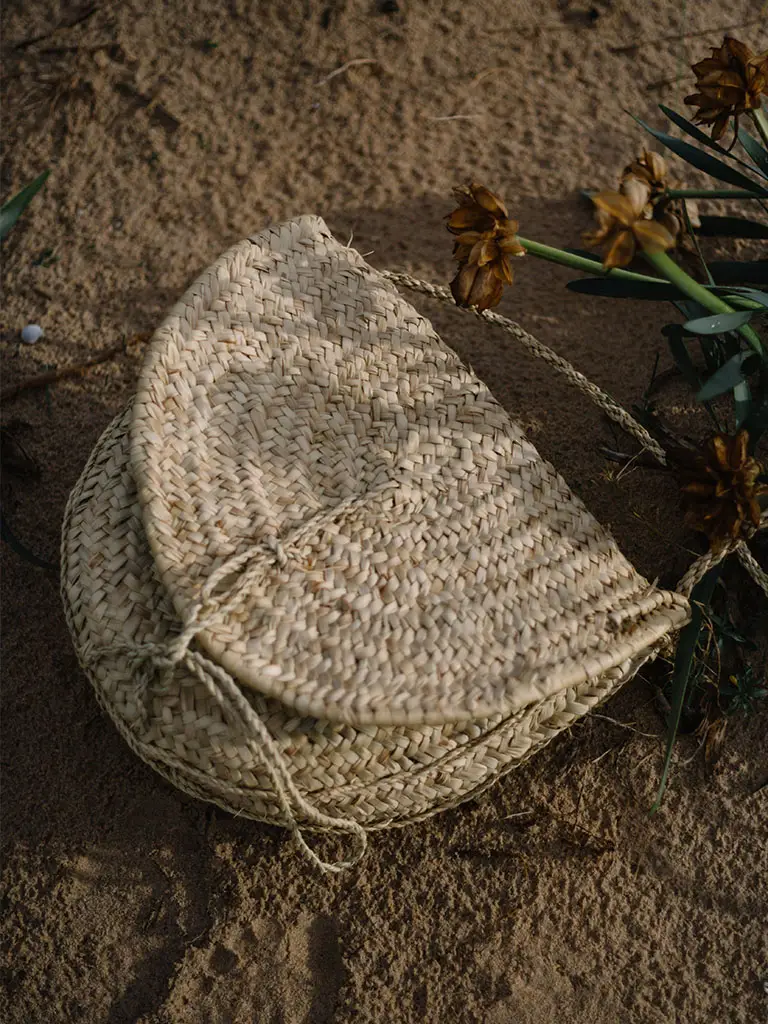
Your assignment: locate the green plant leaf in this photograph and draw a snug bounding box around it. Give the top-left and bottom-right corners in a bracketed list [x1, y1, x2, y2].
[0, 170, 50, 242]
[672, 299, 708, 319]
[658, 105, 767, 177]
[663, 326, 701, 390]
[737, 126, 768, 177]
[733, 379, 752, 429]
[670, 300, 723, 373]
[696, 351, 761, 401]
[695, 216, 768, 239]
[710, 261, 768, 285]
[683, 309, 756, 335]
[629, 114, 768, 195]
[566, 277, 681, 300]
[652, 565, 721, 812]
[717, 287, 768, 308]
[708, 610, 755, 648]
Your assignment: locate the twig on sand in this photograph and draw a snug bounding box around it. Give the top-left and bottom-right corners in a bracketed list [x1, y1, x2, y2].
[1, 333, 149, 403]
[424, 113, 483, 122]
[600, 447, 669, 471]
[610, 16, 768, 56]
[317, 58, 379, 86]
[470, 68, 508, 87]
[12, 5, 98, 51]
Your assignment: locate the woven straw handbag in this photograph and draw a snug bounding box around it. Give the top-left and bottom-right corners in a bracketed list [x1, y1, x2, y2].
[61, 215, 690, 871]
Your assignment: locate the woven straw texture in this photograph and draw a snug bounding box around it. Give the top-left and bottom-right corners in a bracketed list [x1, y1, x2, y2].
[130, 215, 689, 728]
[62, 409, 671, 831]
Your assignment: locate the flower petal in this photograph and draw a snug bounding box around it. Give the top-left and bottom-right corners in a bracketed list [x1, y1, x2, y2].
[711, 110, 731, 142]
[469, 184, 508, 219]
[697, 69, 744, 89]
[724, 37, 753, 68]
[747, 498, 762, 527]
[730, 430, 749, 470]
[494, 255, 514, 285]
[591, 190, 638, 227]
[645, 150, 668, 183]
[656, 209, 681, 239]
[620, 175, 652, 216]
[498, 235, 526, 256]
[691, 57, 726, 77]
[469, 264, 504, 310]
[447, 207, 491, 233]
[470, 237, 498, 267]
[683, 198, 700, 229]
[603, 229, 636, 269]
[450, 263, 480, 307]
[633, 218, 676, 253]
[583, 206, 615, 247]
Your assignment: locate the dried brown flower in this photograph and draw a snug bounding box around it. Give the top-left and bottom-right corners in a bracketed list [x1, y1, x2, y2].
[619, 150, 700, 243]
[447, 183, 525, 311]
[622, 149, 670, 200]
[679, 430, 768, 549]
[684, 36, 768, 143]
[583, 184, 676, 270]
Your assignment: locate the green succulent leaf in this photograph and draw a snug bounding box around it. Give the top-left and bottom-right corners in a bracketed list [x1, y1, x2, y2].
[716, 287, 768, 308]
[696, 351, 761, 401]
[737, 126, 768, 177]
[663, 326, 701, 390]
[659, 105, 767, 178]
[652, 566, 721, 812]
[733, 379, 752, 429]
[683, 309, 756, 335]
[0, 170, 50, 242]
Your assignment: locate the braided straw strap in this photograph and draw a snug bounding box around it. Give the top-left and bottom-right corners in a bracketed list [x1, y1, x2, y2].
[381, 271, 768, 602]
[129, 215, 688, 729]
[61, 410, 659, 872]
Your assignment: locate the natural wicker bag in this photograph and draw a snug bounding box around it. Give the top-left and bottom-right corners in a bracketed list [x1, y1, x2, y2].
[62, 215, 689, 870]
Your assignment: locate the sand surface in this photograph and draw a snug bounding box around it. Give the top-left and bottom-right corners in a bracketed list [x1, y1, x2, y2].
[2, 1, 767, 1021]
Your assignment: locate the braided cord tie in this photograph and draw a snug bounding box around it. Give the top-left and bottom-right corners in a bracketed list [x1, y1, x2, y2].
[88, 630, 368, 874]
[381, 270, 768, 601]
[87, 537, 372, 874]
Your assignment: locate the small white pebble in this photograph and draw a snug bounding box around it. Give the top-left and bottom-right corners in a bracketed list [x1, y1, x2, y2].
[20, 324, 44, 345]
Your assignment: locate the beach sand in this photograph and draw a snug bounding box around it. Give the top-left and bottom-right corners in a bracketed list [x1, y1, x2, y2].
[2, 1, 767, 1021]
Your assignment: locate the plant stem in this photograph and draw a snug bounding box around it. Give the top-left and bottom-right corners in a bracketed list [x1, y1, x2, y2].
[642, 250, 765, 357]
[665, 188, 764, 199]
[651, 564, 722, 812]
[516, 236, 663, 282]
[750, 106, 768, 152]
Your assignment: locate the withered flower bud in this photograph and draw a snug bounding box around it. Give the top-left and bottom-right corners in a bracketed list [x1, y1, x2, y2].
[679, 430, 768, 550]
[447, 183, 524, 311]
[685, 36, 768, 143]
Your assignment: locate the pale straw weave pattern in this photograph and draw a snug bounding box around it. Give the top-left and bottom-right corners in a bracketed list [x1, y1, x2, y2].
[61, 215, 690, 863]
[130, 215, 688, 729]
[62, 409, 668, 835]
